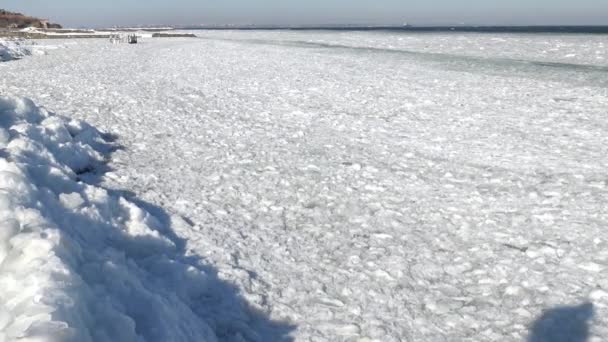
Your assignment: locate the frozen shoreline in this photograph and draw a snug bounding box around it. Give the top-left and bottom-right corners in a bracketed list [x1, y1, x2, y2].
[0, 95, 291, 341]
[0, 96, 217, 341]
[1, 31, 608, 341]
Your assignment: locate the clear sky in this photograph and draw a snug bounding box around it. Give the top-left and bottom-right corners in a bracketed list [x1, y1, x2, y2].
[3, 0, 608, 28]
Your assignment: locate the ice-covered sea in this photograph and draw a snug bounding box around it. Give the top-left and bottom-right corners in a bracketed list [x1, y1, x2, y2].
[1, 30, 608, 341]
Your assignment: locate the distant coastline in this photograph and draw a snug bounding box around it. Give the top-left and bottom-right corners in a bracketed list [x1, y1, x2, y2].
[178, 25, 608, 34]
[0, 9, 61, 29]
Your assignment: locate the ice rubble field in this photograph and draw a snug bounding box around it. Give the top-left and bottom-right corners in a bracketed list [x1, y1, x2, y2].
[1, 30, 608, 341]
[194, 30, 608, 66]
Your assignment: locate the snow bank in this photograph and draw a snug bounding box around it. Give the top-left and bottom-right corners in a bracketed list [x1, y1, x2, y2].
[0, 96, 220, 341]
[0, 39, 33, 62]
[0, 39, 54, 62]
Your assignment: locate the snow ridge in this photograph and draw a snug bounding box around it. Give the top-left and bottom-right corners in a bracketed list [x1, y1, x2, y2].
[0, 39, 33, 62]
[0, 96, 223, 341]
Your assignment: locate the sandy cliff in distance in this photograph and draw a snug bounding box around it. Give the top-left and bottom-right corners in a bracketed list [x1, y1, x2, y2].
[0, 9, 62, 29]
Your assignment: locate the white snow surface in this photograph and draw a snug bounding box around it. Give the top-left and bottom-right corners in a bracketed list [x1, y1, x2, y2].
[1, 31, 608, 341]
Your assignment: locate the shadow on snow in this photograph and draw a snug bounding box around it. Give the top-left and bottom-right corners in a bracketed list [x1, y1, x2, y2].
[77, 132, 296, 342]
[528, 302, 594, 342]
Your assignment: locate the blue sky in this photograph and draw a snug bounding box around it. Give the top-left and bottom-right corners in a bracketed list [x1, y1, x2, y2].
[4, 0, 608, 27]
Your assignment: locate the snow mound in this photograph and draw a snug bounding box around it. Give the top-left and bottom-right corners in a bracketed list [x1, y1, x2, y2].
[0, 39, 34, 62]
[0, 96, 221, 341]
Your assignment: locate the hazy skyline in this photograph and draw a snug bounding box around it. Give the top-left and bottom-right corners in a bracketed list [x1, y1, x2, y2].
[4, 0, 608, 28]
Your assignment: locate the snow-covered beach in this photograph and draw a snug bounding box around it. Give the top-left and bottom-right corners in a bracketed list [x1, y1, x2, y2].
[1, 30, 608, 341]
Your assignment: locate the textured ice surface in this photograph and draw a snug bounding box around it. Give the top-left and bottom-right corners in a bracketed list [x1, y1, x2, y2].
[193, 30, 608, 66]
[1, 31, 608, 341]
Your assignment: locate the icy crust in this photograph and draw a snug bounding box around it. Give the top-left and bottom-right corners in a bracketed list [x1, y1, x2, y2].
[196, 30, 608, 66]
[2, 35, 608, 341]
[0, 96, 218, 342]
